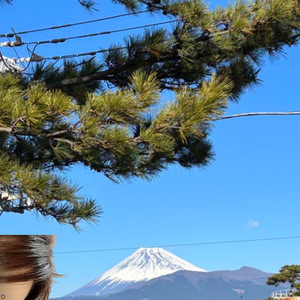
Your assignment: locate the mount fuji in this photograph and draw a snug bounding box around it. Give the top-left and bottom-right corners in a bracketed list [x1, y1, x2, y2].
[65, 247, 206, 297]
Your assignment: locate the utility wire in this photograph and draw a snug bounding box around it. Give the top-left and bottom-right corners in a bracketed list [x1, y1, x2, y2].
[55, 235, 300, 254]
[12, 46, 129, 63]
[0, 10, 149, 38]
[3, 19, 175, 63]
[6, 43, 151, 63]
[4, 19, 178, 63]
[3, 18, 179, 63]
[0, 20, 178, 48]
[44, 46, 128, 60]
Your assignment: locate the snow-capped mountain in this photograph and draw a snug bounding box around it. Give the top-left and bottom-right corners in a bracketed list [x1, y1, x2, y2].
[53, 266, 281, 300]
[66, 247, 206, 297]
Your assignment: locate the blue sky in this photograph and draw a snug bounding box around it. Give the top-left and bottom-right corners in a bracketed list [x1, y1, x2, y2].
[0, 0, 300, 298]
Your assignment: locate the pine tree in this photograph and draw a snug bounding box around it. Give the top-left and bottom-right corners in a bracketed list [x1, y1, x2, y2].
[267, 265, 300, 296]
[0, 0, 300, 228]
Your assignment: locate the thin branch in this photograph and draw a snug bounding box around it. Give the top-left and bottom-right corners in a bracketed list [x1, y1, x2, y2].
[0, 206, 25, 214]
[43, 129, 77, 138]
[53, 138, 76, 148]
[0, 126, 12, 133]
[48, 64, 126, 89]
[216, 111, 300, 120]
[47, 55, 178, 89]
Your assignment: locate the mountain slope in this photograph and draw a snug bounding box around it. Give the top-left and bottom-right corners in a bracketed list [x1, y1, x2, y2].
[98, 267, 279, 300]
[53, 267, 280, 300]
[66, 247, 206, 297]
[99, 275, 274, 300]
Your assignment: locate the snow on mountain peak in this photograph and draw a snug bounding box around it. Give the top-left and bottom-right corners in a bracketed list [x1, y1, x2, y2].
[66, 247, 206, 297]
[109, 247, 206, 281]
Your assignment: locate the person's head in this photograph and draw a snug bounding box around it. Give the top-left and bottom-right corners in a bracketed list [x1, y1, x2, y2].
[0, 235, 60, 300]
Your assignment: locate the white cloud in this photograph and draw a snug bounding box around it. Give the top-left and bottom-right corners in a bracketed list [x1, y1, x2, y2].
[247, 220, 260, 228]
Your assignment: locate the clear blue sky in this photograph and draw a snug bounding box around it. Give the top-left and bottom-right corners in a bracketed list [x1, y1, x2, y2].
[0, 0, 299, 298]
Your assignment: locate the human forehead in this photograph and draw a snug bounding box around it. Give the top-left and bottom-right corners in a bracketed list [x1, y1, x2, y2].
[0, 281, 33, 300]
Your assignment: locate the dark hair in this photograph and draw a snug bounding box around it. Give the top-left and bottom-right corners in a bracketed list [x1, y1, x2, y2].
[0, 235, 61, 300]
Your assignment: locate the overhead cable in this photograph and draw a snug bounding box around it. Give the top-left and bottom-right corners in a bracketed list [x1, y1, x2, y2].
[0, 10, 149, 38]
[0, 20, 178, 48]
[11, 46, 129, 63]
[54, 235, 300, 254]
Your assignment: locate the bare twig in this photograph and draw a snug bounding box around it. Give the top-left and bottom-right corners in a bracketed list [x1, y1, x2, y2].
[0, 126, 12, 133]
[53, 138, 76, 148]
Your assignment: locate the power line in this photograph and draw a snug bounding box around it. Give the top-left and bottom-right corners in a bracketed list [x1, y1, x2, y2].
[2, 18, 179, 63]
[4, 43, 149, 64]
[0, 20, 178, 48]
[54, 235, 300, 255]
[11, 46, 129, 64]
[44, 46, 128, 60]
[4, 19, 177, 63]
[9, 44, 154, 66]
[0, 10, 149, 38]
[42, 43, 158, 61]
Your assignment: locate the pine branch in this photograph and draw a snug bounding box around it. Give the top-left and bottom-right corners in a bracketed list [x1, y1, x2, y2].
[0, 72, 232, 226]
[36, 0, 300, 100]
[47, 52, 179, 89]
[0, 151, 102, 229]
[45, 30, 300, 92]
[77, 0, 98, 11]
[0, 72, 229, 176]
[1, 112, 299, 138]
[1, 0, 300, 228]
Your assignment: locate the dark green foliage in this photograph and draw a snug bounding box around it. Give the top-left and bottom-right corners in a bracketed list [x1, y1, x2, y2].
[216, 56, 262, 101]
[0, 71, 231, 227]
[32, 58, 104, 105]
[1, 0, 300, 228]
[267, 265, 300, 296]
[40, 0, 300, 102]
